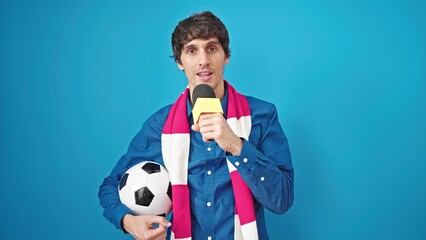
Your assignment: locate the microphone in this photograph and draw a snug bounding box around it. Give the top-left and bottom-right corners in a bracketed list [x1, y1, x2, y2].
[192, 84, 224, 124]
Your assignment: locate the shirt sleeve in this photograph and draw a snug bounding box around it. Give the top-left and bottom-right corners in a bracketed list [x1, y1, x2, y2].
[98, 152, 133, 231]
[226, 103, 294, 214]
[98, 107, 166, 231]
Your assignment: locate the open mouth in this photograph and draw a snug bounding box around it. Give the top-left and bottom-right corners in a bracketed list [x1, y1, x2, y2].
[197, 71, 213, 81]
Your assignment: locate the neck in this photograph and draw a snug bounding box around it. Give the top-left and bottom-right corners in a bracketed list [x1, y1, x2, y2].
[214, 81, 226, 101]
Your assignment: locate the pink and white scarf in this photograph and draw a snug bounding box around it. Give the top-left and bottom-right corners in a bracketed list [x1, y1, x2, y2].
[161, 82, 259, 240]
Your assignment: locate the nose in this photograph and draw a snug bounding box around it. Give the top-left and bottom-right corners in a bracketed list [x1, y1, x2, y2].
[198, 50, 210, 67]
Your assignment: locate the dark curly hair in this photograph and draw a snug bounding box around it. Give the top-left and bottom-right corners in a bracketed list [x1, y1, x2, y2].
[171, 11, 231, 64]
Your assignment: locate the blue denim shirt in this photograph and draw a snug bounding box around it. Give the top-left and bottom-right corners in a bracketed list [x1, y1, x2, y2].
[99, 88, 294, 240]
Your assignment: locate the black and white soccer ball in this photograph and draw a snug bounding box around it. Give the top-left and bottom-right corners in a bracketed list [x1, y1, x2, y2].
[118, 161, 172, 216]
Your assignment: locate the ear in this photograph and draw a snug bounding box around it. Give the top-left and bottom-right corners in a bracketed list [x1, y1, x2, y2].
[177, 62, 184, 71]
[224, 56, 230, 65]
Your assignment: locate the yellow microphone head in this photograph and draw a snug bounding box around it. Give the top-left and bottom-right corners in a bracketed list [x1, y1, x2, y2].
[193, 98, 223, 123]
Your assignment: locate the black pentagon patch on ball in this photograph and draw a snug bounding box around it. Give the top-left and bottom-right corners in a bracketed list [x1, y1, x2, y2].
[142, 162, 161, 174]
[119, 173, 129, 190]
[167, 182, 172, 200]
[135, 187, 154, 206]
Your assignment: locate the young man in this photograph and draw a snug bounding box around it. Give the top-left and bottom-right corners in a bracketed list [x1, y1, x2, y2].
[99, 11, 294, 240]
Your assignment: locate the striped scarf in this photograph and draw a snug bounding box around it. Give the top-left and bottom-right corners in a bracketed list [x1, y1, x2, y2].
[161, 82, 258, 240]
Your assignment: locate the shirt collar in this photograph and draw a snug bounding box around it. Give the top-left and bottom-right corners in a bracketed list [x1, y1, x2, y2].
[187, 84, 228, 120]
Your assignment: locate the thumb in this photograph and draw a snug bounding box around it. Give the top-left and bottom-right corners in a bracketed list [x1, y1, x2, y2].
[191, 123, 200, 132]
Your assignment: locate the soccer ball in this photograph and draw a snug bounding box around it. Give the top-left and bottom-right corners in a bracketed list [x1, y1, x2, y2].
[118, 161, 172, 216]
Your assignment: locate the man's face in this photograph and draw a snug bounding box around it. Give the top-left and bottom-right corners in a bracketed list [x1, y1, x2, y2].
[177, 37, 229, 101]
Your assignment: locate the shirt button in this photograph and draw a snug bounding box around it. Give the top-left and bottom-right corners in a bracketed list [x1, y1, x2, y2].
[243, 157, 248, 163]
[207, 170, 212, 175]
[207, 202, 212, 207]
[235, 161, 240, 166]
[260, 176, 265, 181]
[207, 236, 212, 240]
[207, 147, 212, 152]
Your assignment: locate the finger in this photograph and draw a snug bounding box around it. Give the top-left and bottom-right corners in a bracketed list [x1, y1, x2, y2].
[199, 113, 223, 120]
[199, 125, 215, 134]
[199, 113, 222, 122]
[201, 132, 215, 142]
[143, 225, 167, 240]
[155, 225, 168, 236]
[199, 126, 217, 140]
[191, 123, 200, 132]
[149, 216, 171, 228]
[199, 116, 226, 130]
[157, 217, 172, 228]
[203, 136, 213, 142]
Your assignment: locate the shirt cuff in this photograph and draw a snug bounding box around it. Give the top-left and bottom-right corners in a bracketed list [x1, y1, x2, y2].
[113, 204, 133, 231]
[226, 139, 277, 191]
[226, 138, 258, 173]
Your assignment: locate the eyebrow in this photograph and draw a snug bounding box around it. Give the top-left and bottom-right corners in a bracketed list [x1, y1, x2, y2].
[205, 40, 221, 46]
[183, 40, 221, 50]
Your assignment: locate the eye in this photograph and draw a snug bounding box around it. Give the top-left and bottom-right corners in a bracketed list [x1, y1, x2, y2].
[208, 46, 217, 52]
[186, 48, 196, 55]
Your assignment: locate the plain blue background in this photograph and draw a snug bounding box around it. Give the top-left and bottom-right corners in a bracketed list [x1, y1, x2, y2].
[1, 0, 425, 239]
